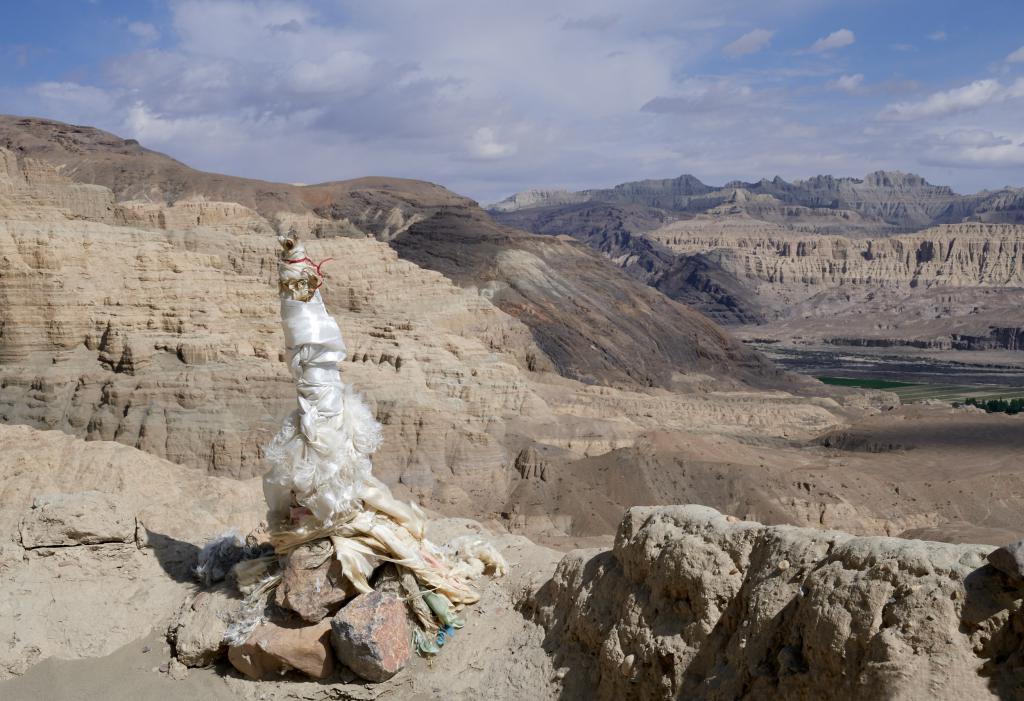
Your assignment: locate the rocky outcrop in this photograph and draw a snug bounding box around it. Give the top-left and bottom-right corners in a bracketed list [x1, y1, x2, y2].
[488, 188, 588, 212]
[530, 505, 1024, 700]
[0, 424, 264, 679]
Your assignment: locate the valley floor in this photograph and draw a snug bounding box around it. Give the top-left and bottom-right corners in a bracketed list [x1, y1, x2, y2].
[747, 341, 1024, 393]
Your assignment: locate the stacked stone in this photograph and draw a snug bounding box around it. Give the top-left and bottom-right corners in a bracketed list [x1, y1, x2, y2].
[169, 535, 425, 682]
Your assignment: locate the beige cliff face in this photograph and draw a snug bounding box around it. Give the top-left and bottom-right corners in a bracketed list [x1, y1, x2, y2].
[645, 220, 1024, 346]
[0, 147, 849, 532]
[649, 222, 1024, 302]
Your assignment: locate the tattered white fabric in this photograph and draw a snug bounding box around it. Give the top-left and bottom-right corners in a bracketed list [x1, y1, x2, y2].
[263, 246, 384, 525]
[262, 233, 506, 617]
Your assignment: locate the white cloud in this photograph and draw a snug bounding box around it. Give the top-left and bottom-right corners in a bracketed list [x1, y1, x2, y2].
[1008, 46, 1024, 63]
[9, 0, 1024, 201]
[641, 78, 754, 113]
[127, 21, 160, 43]
[469, 127, 517, 159]
[939, 129, 1012, 148]
[928, 31, 946, 41]
[723, 28, 774, 58]
[809, 28, 855, 53]
[828, 74, 864, 93]
[879, 79, 1023, 120]
[32, 81, 117, 114]
[921, 129, 1024, 168]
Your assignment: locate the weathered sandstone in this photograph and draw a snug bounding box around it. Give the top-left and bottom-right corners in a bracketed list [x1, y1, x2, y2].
[530, 505, 1024, 700]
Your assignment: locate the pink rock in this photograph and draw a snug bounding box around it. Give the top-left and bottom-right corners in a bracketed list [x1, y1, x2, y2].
[330, 591, 410, 682]
[275, 540, 356, 623]
[228, 619, 334, 680]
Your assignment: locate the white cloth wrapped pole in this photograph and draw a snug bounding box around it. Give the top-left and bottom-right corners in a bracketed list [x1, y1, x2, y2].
[263, 246, 384, 526]
[262, 235, 503, 606]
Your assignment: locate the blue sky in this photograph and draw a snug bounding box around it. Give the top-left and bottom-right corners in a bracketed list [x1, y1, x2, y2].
[2, 1, 1024, 203]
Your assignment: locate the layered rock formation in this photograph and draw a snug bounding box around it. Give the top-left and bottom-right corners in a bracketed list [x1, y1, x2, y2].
[646, 222, 1024, 347]
[490, 172, 1024, 352]
[0, 144, 848, 535]
[530, 505, 1024, 700]
[0, 114, 785, 391]
[648, 223, 1024, 298]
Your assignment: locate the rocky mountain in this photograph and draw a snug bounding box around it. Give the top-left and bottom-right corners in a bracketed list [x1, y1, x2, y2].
[490, 170, 1024, 232]
[490, 171, 1024, 352]
[0, 114, 781, 390]
[0, 127, 854, 542]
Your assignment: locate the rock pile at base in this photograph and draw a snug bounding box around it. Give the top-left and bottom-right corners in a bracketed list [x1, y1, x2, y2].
[168, 532, 434, 684]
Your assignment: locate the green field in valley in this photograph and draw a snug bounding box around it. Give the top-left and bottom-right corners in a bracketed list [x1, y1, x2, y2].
[817, 376, 1024, 404]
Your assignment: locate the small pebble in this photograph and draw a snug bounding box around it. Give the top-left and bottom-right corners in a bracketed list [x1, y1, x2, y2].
[777, 559, 790, 571]
[141, 645, 151, 654]
[158, 663, 168, 674]
[619, 653, 635, 677]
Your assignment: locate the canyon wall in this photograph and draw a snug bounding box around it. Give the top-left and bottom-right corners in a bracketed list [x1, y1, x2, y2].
[0, 147, 847, 531]
[649, 223, 1024, 303]
[646, 221, 1024, 347]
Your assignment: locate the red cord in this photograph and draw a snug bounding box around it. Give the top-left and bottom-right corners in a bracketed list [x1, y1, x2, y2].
[285, 256, 335, 276]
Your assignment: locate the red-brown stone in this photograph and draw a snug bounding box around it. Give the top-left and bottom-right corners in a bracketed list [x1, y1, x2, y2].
[330, 591, 410, 682]
[275, 539, 356, 623]
[228, 619, 334, 680]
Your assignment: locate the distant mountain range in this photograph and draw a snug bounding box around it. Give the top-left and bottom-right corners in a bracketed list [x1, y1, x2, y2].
[488, 171, 1024, 345]
[490, 171, 1024, 233]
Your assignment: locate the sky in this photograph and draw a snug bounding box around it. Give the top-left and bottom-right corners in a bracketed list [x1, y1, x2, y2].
[2, 1, 1024, 204]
